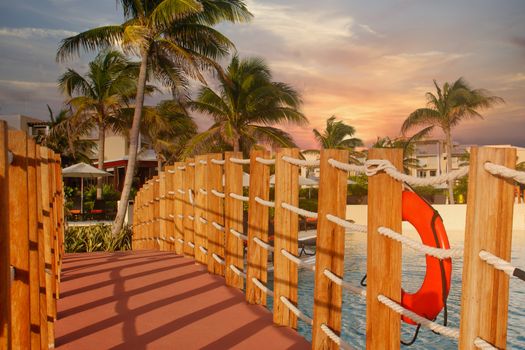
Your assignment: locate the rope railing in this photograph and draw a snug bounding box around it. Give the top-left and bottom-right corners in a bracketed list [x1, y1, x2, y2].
[255, 196, 275, 208]
[211, 189, 226, 198]
[474, 337, 499, 350]
[230, 264, 246, 278]
[279, 296, 313, 325]
[187, 242, 195, 248]
[251, 277, 274, 297]
[281, 202, 318, 218]
[280, 249, 315, 271]
[484, 162, 525, 184]
[320, 324, 355, 350]
[229, 192, 249, 202]
[230, 228, 248, 241]
[212, 221, 225, 232]
[188, 162, 195, 167]
[199, 159, 207, 165]
[326, 214, 368, 233]
[168, 190, 176, 196]
[281, 155, 320, 167]
[211, 159, 225, 165]
[323, 269, 367, 297]
[178, 214, 184, 219]
[199, 245, 208, 255]
[199, 216, 208, 224]
[229, 157, 250, 164]
[177, 166, 186, 170]
[378, 227, 464, 259]
[479, 250, 525, 281]
[212, 253, 225, 265]
[255, 157, 275, 165]
[177, 189, 186, 194]
[167, 169, 176, 174]
[198, 188, 207, 195]
[253, 237, 274, 252]
[377, 295, 460, 339]
[177, 238, 184, 244]
[188, 215, 194, 221]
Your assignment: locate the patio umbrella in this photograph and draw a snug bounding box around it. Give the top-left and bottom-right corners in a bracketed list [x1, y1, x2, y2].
[62, 162, 112, 214]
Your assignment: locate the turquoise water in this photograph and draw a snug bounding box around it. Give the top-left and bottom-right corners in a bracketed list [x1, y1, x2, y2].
[267, 229, 525, 349]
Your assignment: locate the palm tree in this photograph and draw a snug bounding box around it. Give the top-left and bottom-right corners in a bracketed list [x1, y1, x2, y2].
[187, 55, 307, 155]
[56, 0, 252, 234]
[401, 78, 504, 204]
[58, 50, 139, 199]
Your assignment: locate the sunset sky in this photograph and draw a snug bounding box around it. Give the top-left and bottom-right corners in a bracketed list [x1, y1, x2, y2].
[0, 0, 524, 148]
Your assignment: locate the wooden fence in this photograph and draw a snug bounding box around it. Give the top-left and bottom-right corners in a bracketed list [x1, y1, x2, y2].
[132, 147, 521, 350]
[0, 121, 65, 350]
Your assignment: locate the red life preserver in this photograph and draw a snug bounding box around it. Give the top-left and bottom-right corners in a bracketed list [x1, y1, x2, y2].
[401, 191, 452, 325]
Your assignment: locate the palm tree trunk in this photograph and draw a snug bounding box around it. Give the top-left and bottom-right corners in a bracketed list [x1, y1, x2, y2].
[112, 52, 148, 235]
[233, 136, 240, 152]
[157, 158, 162, 174]
[97, 122, 105, 200]
[445, 130, 455, 204]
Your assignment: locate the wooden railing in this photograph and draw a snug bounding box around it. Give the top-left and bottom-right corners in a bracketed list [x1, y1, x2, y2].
[0, 121, 65, 350]
[132, 147, 521, 350]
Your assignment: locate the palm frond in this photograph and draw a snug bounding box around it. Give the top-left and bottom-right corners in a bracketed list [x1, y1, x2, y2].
[56, 26, 124, 62]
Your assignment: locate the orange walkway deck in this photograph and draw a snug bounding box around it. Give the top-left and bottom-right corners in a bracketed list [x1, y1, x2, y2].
[55, 251, 310, 350]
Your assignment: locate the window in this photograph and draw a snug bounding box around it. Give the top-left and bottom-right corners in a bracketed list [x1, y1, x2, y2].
[417, 170, 426, 178]
[429, 170, 437, 176]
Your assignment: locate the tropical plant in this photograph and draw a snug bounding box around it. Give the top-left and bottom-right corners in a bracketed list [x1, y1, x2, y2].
[401, 78, 503, 203]
[64, 224, 131, 253]
[42, 105, 95, 165]
[58, 50, 141, 198]
[187, 55, 308, 155]
[56, 0, 252, 234]
[517, 161, 525, 171]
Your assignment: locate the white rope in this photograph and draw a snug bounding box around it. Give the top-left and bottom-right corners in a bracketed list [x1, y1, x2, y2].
[188, 189, 194, 205]
[187, 241, 195, 248]
[320, 324, 354, 350]
[323, 269, 367, 297]
[211, 189, 226, 198]
[251, 277, 274, 297]
[473, 337, 499, 350]
[229, 157, 250, 165]
[378, 227, 463, 259]
[178, 214, 184, 219]
[281, 156, 320, 167]
[211, 159, 225, 165]
[328, 159, 366, 173]
[212, 221, 225, 231]
[229, 192, 249, 202]
[169, 214, 175, 219]
[484, 162, 525, 184]
[199, 159, 207, 165]
[177, 166, 186, 170]
[479, 250, 520, 278]
[155, 179, 160, 182]
[188, 215, 195, 221]
[177, 238, 184, 244]
[188, 162, 195, 167]
[169, 236, 175, 242]
[177, 189, 186, 194]
[212, 253, 225, 265]
[160, 195, 166, 199]
[168, 170, 176, 174]
[281, 202, 318, 219]
[255, 157, 275, 165]
[280, 249, 315, 271]
[255, 196, 275, 207]
[230, 264, 246, 278]
[199, 216, 208, 224]
[199, 245, 208, 255]
[279, 296, 313, 325]
[326, 214, 368, 233]
[199, 188, 208, 195]
[377, 295, 460, 339]
[230, 228, 248, 241]
[253, 237, 274, 252]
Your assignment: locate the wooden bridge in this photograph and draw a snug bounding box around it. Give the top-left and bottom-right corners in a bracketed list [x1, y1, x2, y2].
[1, 116, 523, 350]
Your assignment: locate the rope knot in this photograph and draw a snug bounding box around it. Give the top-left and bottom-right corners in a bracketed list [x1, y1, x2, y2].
[365, 159, 396, 177]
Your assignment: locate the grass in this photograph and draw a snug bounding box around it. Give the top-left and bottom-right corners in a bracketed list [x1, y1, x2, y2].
[65, 224, 132, 253]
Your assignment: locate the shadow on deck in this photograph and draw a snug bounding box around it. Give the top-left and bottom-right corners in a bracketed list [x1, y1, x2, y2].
[56, 251, 310, 350]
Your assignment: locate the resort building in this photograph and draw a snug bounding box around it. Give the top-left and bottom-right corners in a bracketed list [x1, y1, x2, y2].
[0, 114, 49, 140]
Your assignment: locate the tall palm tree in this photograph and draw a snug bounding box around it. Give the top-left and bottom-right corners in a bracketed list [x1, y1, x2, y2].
[187, 55, 308, 155]
[56, 0, 252, 234]
[401, 77, 503, 204]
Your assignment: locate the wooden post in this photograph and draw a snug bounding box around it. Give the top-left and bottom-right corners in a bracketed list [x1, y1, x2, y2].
[54, 154, 64, 283]
[246, 150, 271, 306]
[40, 148, 55, 347]
[164, 166, 175, 251]
[224, 152, 244, 289]
[47, 150, 58, 315]
[154, 177, 161, 250]
[27, 139, 41, 349]
[206, 154, 225, 276]
[159, 172, 168, 251]
[459, 147, 516, 349]
[0, 121, 9, 349]
[174, 163, 185, 254]
[35, 146, 48, 349]
[273, 148, 300, 328]
[311, 149, 348, 349]
[193, 155, 208, 264]
[365, 148, 403, 350]
[147, 181, 154, 250]
[183, 159, 195, 257]
[8, 130, 30, 350]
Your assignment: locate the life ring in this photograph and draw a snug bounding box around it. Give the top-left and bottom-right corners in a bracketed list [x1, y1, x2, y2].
[401, 191, 452, 325]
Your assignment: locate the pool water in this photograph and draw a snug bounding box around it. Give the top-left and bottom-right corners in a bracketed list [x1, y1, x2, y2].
[266, 230, 525, 349]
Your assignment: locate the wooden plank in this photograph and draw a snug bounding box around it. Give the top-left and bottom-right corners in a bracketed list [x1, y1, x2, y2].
[365, 148, 403, 350]
[459, 147, 516, 349]
[47, 150, 58, 310]
[174, 163, 185, 254]
[311, 149, 348, 349]
[224, 152, 244, 289]
[54, 155, 64, 284]
[35, 147, 48, 349]
[27, 139, 41, 349]
[273, 148, 300, 328]
[39, 148, 54, 348]
[206, 153, 225, 276]
[246, 150, 271, 306]
[8, 130, 30, 350]
[183, 159, 195, 257]
[0, 121, 9, 349]
[193, 155, 208, 264]
[154, 177, 161, 250]
[164, 166, 175, 252]
[159, 172, 168, 251]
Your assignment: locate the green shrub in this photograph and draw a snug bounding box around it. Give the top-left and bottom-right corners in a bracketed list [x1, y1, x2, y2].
[65, 224, 131, 253]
